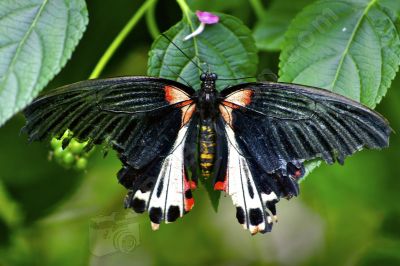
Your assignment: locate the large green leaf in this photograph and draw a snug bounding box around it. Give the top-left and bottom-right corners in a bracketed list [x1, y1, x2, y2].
[148, 12, 258, 90]
[279, 0, 400, 108]
[0, 0, 88, 126]
[380, 0, 400, 14]
[148, 12, 257, 210]
[253, 0, 315, 51]
[279, 0, 400, 177]
[0, 117, 84, 224]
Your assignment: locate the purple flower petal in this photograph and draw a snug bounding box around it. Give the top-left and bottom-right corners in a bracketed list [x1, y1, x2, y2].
[196, 11, 219, 24]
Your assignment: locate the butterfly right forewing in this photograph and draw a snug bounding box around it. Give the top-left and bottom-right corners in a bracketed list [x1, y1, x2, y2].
[219, 82, 390, 172]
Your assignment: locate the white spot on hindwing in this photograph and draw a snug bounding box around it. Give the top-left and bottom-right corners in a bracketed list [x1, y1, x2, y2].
[224, 124, 274, 234]
[261, 192, 278, 203]
[134, 190, 150, 202]
[146, 125, 189, 228]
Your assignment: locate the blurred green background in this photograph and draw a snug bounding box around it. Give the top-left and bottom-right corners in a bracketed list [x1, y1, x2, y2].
[0, 1, 399, 265]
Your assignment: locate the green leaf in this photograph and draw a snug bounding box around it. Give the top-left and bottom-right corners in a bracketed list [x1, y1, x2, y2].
[300, 160, 321, 183]
[201, 178, 221, 212]
[279, 0, 400, 108]
[148, 12, 258, 90]
[253, 0, 315, 51]
[380, 0, 400, 14]
[148, 12, 257, 210]
[0, 117, 84, 224]
[279, 0, 400, 177]
[0, 0, 88, 126]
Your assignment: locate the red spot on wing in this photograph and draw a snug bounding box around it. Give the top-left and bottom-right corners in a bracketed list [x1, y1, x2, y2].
[241, 89, 253, 106]
[164, 85, 195, 126]
[219, 105, 233, 127]
[184, 198, 195, 212]
[224, 89, 254, 107]
[189, 180, 197, 190]
[176, 100, 193, 107]
[183, 170, 196, 212]
[293, 169, 304, 180]
[214, 181, 226, 191]
[164, 85, 191, 105]
[184, 174, 195, 190]
[214, 176, 228, 191]
[220, 89, 253, 126]
[181, 103, 196, 126]
[222, 101, 240, 109]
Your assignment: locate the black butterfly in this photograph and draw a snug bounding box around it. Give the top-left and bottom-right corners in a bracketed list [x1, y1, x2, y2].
[23, 71, 390, 234]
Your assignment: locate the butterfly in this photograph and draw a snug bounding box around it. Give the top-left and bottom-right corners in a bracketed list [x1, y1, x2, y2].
[23, 69, 391, 234]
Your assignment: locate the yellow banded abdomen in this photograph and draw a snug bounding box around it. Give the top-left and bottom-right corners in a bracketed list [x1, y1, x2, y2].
[199, 122, 216, 177]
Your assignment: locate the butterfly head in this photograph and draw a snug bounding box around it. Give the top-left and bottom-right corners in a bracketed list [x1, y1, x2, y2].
[200, 72, 218, 92]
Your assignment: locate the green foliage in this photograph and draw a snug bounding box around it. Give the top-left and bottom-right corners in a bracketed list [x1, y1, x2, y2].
[0, 0, 400, 265]
[279, 0, 400, 108]
[380, 0, 400, 13]
[253, 0, 314, 51]
[148, 12, 258, 90]
[278, 0, 400, 177]
[0, 118, 84, 227]
[0, 0, 88, 126]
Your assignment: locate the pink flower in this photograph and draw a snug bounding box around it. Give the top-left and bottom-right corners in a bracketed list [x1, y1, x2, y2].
[184, 11, 219, 41]
[196, 11, 219, 24]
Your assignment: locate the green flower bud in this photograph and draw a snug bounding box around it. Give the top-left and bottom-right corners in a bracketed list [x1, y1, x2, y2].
[75, 157, 88, 170]
[63, 152, 75, 166]
[53, 147, 64, 158]
[51, 138, 62, 149]
[69, 139, 85, 154]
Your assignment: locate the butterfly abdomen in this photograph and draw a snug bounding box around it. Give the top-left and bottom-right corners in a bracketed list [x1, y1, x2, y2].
[199, 119, 216, 177]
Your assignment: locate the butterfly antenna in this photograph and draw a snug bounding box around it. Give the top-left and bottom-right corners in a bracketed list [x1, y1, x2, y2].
[218, 76, 256, 81]
[153, 50, 193, 87]
[161, 33, 204, 72]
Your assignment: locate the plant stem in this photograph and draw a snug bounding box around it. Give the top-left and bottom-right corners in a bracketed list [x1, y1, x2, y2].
[249, 0, 265, 20]
[176, 0, 192, 24]
[175, 0, 201, 74]
[89, 0, 157, 79]
[146, 0, 160, 39]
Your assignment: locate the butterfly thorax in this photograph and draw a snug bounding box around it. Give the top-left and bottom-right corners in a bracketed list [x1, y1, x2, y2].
[198, 72, 219, 177]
